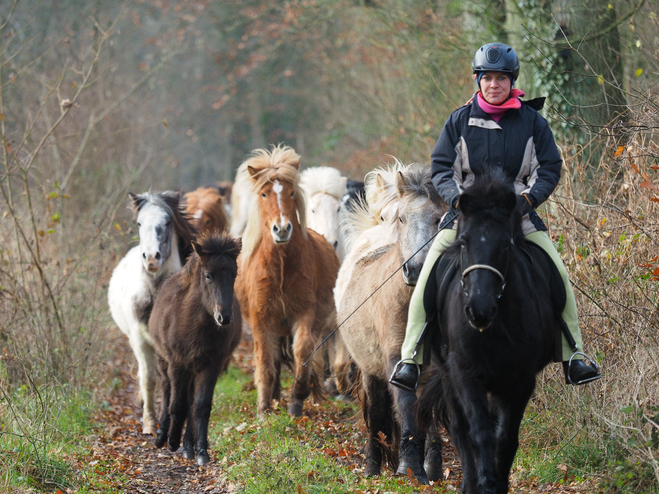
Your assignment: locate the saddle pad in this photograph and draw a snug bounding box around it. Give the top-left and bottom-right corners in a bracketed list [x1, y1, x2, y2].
[423, 253, 458, 326]
[524, 241, 566, 313]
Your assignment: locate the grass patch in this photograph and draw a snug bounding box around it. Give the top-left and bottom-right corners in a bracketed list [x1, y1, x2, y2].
[209, 365, 449, 493]
[0, 386, 95, 492]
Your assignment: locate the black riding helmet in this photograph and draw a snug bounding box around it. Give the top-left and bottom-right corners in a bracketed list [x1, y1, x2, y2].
[472, 42, 520, 80]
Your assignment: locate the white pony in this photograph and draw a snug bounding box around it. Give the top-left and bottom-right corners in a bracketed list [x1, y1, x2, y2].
[229, 162, 254, 237]
[108, 191, 194, 434]
[299, 166, 348, 261]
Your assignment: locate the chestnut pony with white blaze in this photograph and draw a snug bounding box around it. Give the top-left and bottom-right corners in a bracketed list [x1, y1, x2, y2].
[234, 145, 340, 417]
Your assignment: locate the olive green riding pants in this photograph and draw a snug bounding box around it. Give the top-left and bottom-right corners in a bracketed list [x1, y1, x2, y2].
[400, 229, 583, 363]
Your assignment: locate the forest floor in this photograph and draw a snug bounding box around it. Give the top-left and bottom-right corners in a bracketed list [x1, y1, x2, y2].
[64, 336, 602, 494]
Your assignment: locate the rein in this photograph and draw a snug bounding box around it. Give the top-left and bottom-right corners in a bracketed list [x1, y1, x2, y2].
[303, 233, 436, 367]
[303, 216, 454, 367]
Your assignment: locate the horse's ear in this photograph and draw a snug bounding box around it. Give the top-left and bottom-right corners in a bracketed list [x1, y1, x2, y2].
[235, 237, 243, 252]
[375, 173, 385, 190]
[192, 241, 205, 257]
[395, 171, 408, 197]
[129, 192, 144, 216]
[247, 165, 258, 178]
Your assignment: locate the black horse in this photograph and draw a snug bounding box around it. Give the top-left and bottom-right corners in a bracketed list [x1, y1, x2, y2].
[418, 172, 558, 494]
[148, 232, 242, 465]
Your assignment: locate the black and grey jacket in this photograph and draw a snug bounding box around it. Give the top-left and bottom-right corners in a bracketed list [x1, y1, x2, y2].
[431, 96, 562, 234]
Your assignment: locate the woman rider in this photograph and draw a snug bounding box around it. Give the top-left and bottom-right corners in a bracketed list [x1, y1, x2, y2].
[389, 42, 601, 391]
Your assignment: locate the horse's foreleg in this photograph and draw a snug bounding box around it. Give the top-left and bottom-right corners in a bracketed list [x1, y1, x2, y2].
[333, 331, 355, 398]
[190, 367, 221, 466]
[390, 368, 428, 484]
[182, 379, 196, 460]
[289, 313, 317, 416]
[450, 369, 497, 494]
[424, 424, 444, 483]
[129, 327, 158, 435]
[155, 356, 171, 448]
[167, 365, 190, 452]
[444, 387, 479, 493]
[362, 373, 393, 477]
[253, 331, 277, 416]
[492, 389, 533, 494]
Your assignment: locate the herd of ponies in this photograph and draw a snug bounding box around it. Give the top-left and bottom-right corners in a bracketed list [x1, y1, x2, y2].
[108, 144, 562, 493]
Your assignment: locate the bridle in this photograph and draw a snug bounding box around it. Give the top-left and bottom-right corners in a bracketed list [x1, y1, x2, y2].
[459, 236, 514, 299]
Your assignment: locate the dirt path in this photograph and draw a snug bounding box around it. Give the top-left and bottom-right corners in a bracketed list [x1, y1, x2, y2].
[85, 376, 236, 494]
[80, 338, 599, 493]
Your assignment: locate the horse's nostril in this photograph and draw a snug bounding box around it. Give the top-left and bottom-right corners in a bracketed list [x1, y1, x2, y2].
[402, 263, 410, 276]
[155, 252, 161, 260]
[286, 223, 292, 234]
[333, 240, 338, 249]
[143, 252, 147, 259]
[272, 224, 279, 233]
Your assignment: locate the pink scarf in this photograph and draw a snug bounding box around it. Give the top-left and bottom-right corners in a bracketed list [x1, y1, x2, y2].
[476, 88, 525, 122]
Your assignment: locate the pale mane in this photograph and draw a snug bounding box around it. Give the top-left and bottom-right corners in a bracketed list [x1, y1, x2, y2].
[300, 166, 348, 201]
[240, 145, 308, 264]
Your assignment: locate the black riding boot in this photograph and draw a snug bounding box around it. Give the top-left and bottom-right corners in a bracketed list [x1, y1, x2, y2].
[389, 361, 421, 392]
[563, 359, 601, 385]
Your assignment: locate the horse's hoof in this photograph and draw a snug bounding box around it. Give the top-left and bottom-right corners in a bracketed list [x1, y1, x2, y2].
[182, 447, 195, 460]
[154, 430, 167, 448]
[287, 401, 303, 417]
[396, 461, 428, 484]
[424, 458, 443, 483]
[196, 450, 210, 466]
[364, 462, 381, 477]
[143, 424, 156, 435]
[168, 438, 180, 452]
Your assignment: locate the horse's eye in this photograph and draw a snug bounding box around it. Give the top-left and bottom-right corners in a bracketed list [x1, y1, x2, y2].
[137, 222, 142, 227]
[380, 215, 384, 222]
[290, 191, 295, 197]
[399, 216, 404, 224]
[261, 192, 267, 198]
[337, 207, 340, 213]
[311, 209, 315, 214]
[205, 273, 212, 282]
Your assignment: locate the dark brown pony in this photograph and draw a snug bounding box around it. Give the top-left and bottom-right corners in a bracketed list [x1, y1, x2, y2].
[234, 145, 340, 417]
[184, 186, 229, 235]
[148, 232, 242, 465]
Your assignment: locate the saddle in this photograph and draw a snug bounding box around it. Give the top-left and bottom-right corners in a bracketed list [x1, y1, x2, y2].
[422, 240, 568, 363]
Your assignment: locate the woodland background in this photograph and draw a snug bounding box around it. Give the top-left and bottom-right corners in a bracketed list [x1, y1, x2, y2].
[0, 0, 658, 492]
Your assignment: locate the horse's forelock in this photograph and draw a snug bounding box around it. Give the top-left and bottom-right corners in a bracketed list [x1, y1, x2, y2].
[300, 167, 348, 200]
[197, 232, 242, 261]
[395, 163, 442, 205]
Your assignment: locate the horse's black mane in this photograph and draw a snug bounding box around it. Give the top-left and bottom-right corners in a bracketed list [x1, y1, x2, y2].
[456, 170, 525, 240]
[195, 232, 242, 260]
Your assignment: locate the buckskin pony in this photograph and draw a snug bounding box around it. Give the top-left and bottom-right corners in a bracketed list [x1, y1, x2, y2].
[335, 162, 446, 483]
[234, 145, 340, 417]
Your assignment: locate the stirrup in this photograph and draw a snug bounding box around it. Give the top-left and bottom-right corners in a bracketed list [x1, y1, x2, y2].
[565, 352, 602, 385]
[389, 359, 421, 392]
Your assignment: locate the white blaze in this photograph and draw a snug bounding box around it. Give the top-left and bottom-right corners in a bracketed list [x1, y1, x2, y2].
[273, 180, 286, 226]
